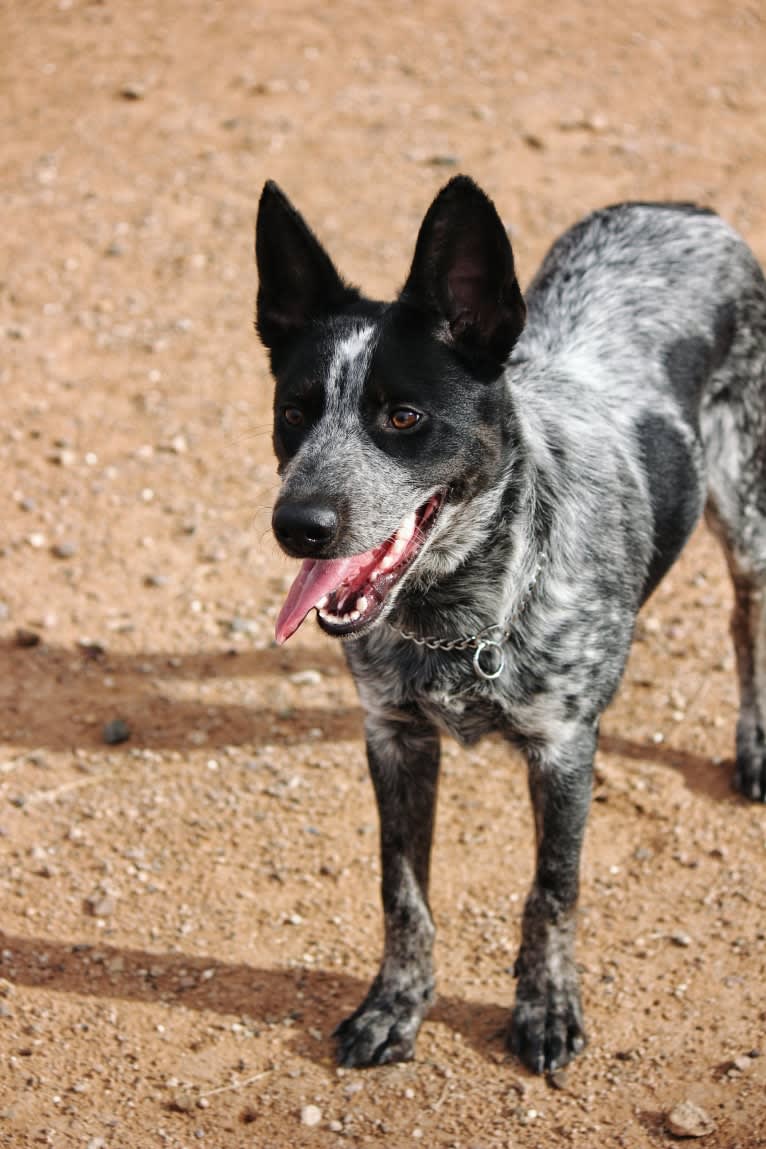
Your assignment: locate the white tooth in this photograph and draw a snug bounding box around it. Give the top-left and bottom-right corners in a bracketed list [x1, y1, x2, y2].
[316, 595, 329, 608]
[356, 596, 368, 613]
[399, 512, 417, 539]
[349, 610, 360, 621]
[390, 537, 407, 557]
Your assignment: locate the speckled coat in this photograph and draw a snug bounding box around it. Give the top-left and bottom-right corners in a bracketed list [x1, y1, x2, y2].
[256, 176, 766, 1073]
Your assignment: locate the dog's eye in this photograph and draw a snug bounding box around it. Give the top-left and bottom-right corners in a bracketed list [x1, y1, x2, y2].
[282, 406, 304, 428]
[388, 408, 421, 431]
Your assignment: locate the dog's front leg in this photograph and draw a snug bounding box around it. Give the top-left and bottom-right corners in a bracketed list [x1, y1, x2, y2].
[335, 710, 440, 1067]
[509, 722, 595, 1073]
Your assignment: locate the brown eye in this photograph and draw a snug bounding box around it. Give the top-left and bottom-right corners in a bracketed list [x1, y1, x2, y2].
[282, 406, 304, 428]
[389, 408, 421, 431]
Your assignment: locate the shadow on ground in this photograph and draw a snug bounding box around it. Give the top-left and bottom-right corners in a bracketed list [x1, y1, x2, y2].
[0, 930, 511, 1069]
[0, 640, 739, 799]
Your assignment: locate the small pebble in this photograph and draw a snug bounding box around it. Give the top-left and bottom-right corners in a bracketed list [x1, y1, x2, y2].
[103, 719, 131, 745]
[290, 669, 322, 686]
[51, 540, 77, 559]
[300, 1104, 322, 1127]
[85, 893, 116, 918]
[120, 82, 146, 100]
[15, 628, 40, 648]
[229, 617, 259, 636]
[666, 1100, 715, 1138]
[170, 1089, 197, 1113]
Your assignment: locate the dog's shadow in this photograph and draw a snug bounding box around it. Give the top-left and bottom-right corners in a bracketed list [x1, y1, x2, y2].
[599, 732, 737, 802]
[0, 638, 739, 800]
[0, 931, 510, 1069]
[0, 637, 361, 751]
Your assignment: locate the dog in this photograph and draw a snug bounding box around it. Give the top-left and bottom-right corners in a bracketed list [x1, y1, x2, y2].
[254, 175, 766, 1074]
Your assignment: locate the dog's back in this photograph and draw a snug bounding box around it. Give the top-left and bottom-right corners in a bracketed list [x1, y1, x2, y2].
[507, 203, 766, 605]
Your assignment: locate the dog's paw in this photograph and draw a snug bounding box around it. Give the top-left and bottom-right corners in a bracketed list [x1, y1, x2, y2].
[334, 983, 432, 1068]
[507, 972, 586, 1074]
[734, 738, 766, 802]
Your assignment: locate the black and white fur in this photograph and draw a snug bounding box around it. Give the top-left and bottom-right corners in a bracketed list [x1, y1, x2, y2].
[255, 176, 766, 1073]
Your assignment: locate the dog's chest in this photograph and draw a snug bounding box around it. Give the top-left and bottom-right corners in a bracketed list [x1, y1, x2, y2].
[418, 678, 509, 744]
[350, 639, 540, 745]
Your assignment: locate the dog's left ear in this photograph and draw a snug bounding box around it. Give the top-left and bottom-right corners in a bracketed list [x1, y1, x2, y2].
[401, 176, 526, 368]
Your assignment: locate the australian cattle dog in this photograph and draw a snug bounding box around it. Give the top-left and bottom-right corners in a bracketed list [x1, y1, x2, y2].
[254, 175, 766, 1072]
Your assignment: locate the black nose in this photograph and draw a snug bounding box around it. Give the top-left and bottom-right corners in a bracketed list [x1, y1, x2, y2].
[272, 499, 339, 557]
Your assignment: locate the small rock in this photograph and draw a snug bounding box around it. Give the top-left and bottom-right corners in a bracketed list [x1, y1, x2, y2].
[103, 719, 131, 745]
[666, 1100, 715, 1138]
[169, 1089, 197, 1113]
[228, 617, 259, 636]
[15, 628, 40, 648]
[670, 931, 692, 947]
[85, 892, 116, 918]
[120, 82, 146, 100]
[300, 1104, 322, 1127]
[143, 573, 168, 588]
[78, 639, 106, 659]
[49, 448, 77, 466]
[51, 541, 77, 559]
[290, 669, 322, 686]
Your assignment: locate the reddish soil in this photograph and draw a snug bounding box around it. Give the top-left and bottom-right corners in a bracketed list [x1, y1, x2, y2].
[1, 2, 765, 1147]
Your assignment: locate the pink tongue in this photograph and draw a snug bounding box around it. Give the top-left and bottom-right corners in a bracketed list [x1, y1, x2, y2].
[275, 548, 378, 644]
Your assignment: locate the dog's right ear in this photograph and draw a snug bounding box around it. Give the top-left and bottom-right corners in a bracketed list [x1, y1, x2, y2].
[401, 176, 526, 370]
[255, 181, 359, 352]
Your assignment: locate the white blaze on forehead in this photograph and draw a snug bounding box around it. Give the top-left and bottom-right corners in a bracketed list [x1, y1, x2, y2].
[325, 323, 375, 413]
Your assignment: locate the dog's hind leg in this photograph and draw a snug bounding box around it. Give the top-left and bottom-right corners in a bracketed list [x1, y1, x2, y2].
[509, 721, 595, 1072]
[703, 290, 766, 801]
[334, 710, 440, 1066]
[705, 496, 766, 801]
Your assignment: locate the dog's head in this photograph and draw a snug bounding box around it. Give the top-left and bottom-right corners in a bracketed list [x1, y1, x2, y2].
[255, 176, 526, 643]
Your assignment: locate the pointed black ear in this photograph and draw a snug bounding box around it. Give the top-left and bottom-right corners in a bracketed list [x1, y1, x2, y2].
[255, 181, 359, 352]
[401, 176, 525, 368]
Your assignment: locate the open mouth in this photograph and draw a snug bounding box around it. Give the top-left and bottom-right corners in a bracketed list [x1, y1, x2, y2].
[275, 491, 445, 643]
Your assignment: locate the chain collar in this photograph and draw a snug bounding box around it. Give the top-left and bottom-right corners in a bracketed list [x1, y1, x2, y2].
[388, 552, 547, 680]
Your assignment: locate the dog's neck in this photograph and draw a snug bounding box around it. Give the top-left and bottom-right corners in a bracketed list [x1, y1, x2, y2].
[390, 432, 547, 644]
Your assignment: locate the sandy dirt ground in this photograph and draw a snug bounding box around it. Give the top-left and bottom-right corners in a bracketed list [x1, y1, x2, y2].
[1, 1, 766, 1146]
